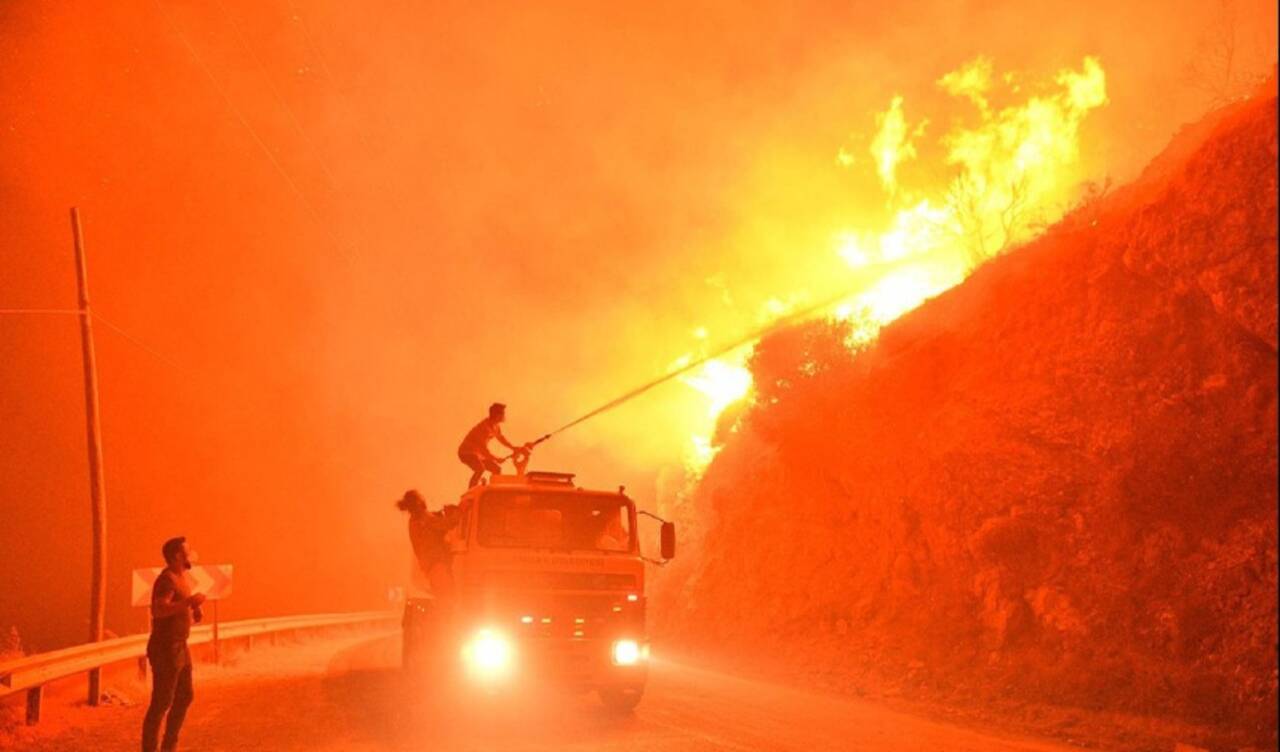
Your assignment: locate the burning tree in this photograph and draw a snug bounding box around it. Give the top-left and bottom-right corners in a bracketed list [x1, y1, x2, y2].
[946, 172, 1032, 269]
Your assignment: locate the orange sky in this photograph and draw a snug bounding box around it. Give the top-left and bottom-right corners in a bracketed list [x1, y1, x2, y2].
[1, 0, 1275, 649]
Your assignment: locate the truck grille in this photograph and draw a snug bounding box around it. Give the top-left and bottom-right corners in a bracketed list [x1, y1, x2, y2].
[484, 570, 637, 591]
[471, 590, 643, 641]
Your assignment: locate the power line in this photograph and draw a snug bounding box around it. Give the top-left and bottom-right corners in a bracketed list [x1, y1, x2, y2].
[2, 305, 189, 374]
[0, 309, 81, 315]
[215, 0, 342, 191]
[214, 0, 383, 257]
[151, 0, 356, 262]
[91, 311, 191, 375]
[282, 1, 420, 238]
[286, 0, 338, 81]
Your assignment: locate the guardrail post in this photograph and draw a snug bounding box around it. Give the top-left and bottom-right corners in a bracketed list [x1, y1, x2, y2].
[26, 685, 42, 725]
[87, 668, 101, 706]
[213, 601, 220, 664]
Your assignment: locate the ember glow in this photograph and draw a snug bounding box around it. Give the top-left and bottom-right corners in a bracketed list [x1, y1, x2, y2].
[675, 57, 1108, 470]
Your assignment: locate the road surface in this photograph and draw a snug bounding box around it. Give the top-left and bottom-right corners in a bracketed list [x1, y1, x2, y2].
[12, 632, 1082, 751]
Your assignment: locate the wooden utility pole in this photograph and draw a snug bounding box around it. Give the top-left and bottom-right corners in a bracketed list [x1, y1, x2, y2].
[71, 207, 107, 706]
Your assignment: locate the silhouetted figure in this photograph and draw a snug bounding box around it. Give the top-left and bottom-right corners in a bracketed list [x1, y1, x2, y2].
[396, 490, 458, 601]
[142, 536, 205, 752]
[457, 403, 528, 487]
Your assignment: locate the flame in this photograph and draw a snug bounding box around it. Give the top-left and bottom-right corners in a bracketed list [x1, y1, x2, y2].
[681, 357, 753, 418]
[675, 348, 753, 467]
[868, 96, 925, 196]
[939, 56, 994, 115]
[677, 56, 1107, 472]
[855, 265, 963, 323]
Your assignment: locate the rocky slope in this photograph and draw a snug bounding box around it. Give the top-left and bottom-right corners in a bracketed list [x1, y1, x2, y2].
[655, 79, 1277, 751]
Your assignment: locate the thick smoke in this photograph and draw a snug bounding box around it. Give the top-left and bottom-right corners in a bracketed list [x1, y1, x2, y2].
[1, 0, 1275, 648]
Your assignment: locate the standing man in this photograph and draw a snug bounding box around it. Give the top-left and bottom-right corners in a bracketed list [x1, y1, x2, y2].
[457, 403, 527, 487]
[142, 536, 204, 752]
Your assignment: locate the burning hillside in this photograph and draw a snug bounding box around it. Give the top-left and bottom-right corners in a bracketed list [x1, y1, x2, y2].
[654, 75, 1278, 752]
[669, 56, 1110, 471]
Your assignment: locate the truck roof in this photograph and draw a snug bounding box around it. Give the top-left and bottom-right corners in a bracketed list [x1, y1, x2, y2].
[460, 471, 627, 502]
[501, 470, 576, 486]
[460, 468, 593, 496]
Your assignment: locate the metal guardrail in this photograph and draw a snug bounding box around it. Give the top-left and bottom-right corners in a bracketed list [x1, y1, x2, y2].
[0, 610, 397, 724]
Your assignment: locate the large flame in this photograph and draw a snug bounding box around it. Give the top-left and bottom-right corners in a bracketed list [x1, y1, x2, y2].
[678, 56, 1107, 471]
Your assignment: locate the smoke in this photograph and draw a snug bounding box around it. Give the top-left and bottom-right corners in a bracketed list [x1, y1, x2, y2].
[1, 0, 1276, 648]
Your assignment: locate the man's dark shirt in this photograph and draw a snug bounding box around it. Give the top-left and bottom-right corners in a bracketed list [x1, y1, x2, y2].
[148, 569, 192, 652]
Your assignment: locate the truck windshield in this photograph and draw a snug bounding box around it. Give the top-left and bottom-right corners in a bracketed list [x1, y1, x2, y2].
[477, 490, 633, 552]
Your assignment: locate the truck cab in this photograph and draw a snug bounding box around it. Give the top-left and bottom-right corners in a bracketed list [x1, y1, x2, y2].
[402, 469, 675, 712]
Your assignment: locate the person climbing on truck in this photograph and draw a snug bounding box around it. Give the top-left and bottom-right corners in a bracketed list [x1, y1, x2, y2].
[395, 489, 459, 602]
[457, 402, 529, 487]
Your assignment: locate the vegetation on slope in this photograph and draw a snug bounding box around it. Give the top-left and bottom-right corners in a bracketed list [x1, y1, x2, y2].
[657, 79, 1278, 751]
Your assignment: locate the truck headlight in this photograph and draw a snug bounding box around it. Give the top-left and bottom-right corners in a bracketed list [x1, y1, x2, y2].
[611, 639, 642, 666]
[463, 628, 514, 679]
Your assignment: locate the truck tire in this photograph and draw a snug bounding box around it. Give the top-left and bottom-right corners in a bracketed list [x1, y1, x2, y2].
[598, 686, 644, 713]
[401, 630, 418, 671]
[401, 628, 420, 672]
[401, 599, 435, 672]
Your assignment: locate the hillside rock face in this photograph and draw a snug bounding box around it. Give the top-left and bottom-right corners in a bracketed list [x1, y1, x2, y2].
[655, 86, 1277, 749]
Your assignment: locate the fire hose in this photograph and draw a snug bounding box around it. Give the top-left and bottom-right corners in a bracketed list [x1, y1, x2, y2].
[504, 285, 864, 463]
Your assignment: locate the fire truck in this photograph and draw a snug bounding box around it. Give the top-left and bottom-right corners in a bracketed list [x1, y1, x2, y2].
[402, 458, 676, 712]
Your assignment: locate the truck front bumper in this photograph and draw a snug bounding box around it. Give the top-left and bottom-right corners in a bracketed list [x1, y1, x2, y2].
[458, 631, 648, 692]
[521, 637, 648, 689]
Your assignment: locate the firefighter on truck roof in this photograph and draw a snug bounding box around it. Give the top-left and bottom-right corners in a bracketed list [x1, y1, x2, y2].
[457, 402, 530, 487]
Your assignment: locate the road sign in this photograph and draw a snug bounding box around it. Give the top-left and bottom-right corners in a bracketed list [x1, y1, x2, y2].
[131, 568, 162, 607]
[131, 565, 234, 607]
[190, 564, 233, 601]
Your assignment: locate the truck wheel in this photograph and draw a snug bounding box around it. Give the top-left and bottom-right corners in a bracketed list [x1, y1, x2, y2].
[598, 686, 644, 713]
[401, 600, 433, 672]
[401, 632, 417, 671]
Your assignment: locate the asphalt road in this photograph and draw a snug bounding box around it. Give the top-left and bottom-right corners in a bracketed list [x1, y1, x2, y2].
[11, 633, 1082, 751]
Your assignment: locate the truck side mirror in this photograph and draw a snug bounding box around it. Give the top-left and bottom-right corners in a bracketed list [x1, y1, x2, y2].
[660, 521, 676, 560]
